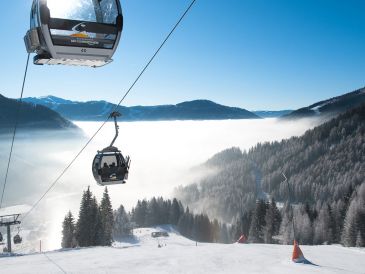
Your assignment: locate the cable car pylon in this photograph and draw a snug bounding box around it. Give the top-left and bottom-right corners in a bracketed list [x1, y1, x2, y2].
[0, 214, 22, 253]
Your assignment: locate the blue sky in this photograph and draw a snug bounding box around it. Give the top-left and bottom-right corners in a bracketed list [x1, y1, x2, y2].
[0, 0, 364, 110]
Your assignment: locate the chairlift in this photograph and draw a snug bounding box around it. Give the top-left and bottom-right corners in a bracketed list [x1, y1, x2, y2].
[24, 0, 123, 67]
[92, 112, 130, 185]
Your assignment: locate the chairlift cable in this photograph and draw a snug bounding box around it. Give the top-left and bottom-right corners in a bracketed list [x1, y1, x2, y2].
[21, 0, 197, 222]
[0, 53, 31, 209]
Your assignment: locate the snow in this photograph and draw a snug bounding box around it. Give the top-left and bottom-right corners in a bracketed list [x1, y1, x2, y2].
[0, 204, 31, 217]
[1, 226, 364, 274]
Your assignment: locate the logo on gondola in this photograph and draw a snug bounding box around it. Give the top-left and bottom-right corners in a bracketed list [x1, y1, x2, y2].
[69, 22, 100, 46]
[71, 22, 90, 39]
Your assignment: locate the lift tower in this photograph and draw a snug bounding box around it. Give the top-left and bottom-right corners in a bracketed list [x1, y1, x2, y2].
[0, 213, 21, 253]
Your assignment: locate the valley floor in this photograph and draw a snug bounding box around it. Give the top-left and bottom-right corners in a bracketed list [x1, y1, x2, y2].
[1, 226, 364, 274]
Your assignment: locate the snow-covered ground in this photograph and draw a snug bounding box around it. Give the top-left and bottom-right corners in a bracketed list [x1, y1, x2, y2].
[1, 226, 364, 274]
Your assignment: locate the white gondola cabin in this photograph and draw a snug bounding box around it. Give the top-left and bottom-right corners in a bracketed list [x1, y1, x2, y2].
[24, 0, 123, 67]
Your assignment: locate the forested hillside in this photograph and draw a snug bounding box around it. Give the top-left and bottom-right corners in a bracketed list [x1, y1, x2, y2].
[0, 94, 76, 131]
[283, 86, 365, 119]
[174, 103, 365, 232]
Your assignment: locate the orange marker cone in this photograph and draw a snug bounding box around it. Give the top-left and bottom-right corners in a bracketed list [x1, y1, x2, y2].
[292, 240, 305, 263]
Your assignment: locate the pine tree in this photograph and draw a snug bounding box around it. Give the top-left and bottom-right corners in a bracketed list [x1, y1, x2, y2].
[263, 198, 281, 243]
[327, 204, 337, 243]
[293, 206, 313, 244]
[342, 183, 365, 247]
[356, 231, 364, 247]
[91, 196, 103, 246]
[169, 198, 182, 225]
[61, 211, 77, 248]
[76, 187, 94, 247]
[133, 200, 148, 227]
[248, 200, 267, 243]
[342, 200, 359, 247]
[113, 205, 131, 238]
[314, 204, 333, 244]
[279, 205, 294, 245]
[146, 197, 159, 226]
[76, 187, 102, 247]
[100, 187, 114, 246]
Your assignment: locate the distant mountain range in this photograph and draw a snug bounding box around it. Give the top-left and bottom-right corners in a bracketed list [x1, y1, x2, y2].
[283, 87, 365, 119]
[17, 86, 365, 123]
[0, 94, 77, 132]
[23, 97, 261, 121]
[252, 110, 292, 118]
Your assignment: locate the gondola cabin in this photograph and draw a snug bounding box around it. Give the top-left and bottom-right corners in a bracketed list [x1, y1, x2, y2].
[92, 146, 130, 186]
[24, 0, 123, 67]
[13, 234, 22, 245]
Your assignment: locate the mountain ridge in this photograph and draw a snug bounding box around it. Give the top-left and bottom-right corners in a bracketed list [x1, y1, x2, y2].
[23, 97, 261, 121]
[283, 86, 365, 119]
[0, 94, 77, 132]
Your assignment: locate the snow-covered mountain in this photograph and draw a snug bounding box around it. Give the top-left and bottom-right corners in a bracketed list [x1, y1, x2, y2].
[24, 96, 76, 110]
[23, 96, 260, 121]
[2, 226, 364, 274]
[284, 86, 365, 119]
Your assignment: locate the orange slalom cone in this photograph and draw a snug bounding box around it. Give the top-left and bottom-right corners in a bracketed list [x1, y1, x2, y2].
[292, 240, 305, 263]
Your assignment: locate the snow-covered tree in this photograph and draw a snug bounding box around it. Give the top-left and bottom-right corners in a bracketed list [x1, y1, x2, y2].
[264, 198, 281, 243]
[76, 187, 102, 247]
[113, 205, 131, 238]
[248, 200, 267, 243]
[313, 204, 333, 244]
[279, 205, 294, 245]
[294, 206, 313, 245]
[100, 187, 114, 246]
[342, 183, 365, 247]
[61, 211, 77, 248]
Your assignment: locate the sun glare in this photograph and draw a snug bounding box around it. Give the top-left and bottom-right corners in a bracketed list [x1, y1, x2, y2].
[47, 0, 77, 19]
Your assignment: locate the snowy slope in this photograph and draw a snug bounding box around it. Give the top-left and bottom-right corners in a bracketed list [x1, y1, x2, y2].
[1, 226, 364, 274]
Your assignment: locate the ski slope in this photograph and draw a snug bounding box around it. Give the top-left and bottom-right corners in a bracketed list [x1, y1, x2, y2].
[1, 226, 364, 274]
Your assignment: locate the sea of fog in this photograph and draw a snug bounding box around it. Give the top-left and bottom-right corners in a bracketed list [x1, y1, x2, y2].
[0, 118, 320, 251]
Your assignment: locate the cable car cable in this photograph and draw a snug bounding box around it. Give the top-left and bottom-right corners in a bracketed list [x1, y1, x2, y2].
[0, 53, 31, 209]
[21, 0, 197, 222]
